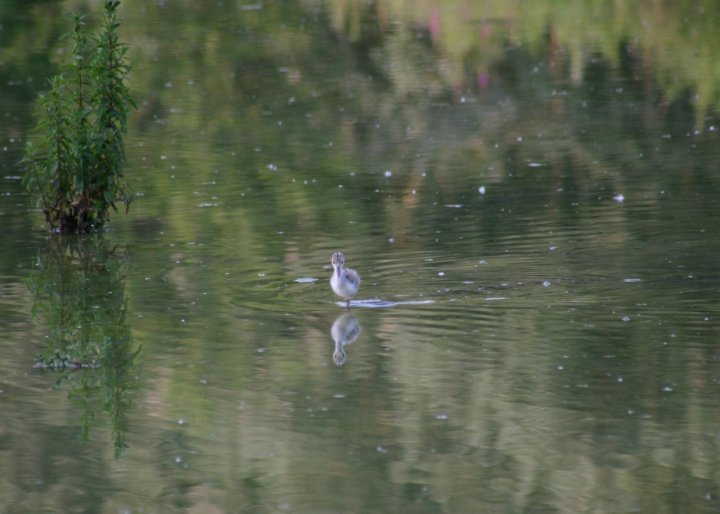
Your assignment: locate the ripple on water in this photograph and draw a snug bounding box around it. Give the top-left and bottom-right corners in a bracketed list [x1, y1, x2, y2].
[345, 298, 435, 309]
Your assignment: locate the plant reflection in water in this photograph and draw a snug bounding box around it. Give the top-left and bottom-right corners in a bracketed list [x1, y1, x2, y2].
[26, 236, 139, 459]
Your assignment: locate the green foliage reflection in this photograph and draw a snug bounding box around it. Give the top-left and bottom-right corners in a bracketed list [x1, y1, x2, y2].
[320, 0, 720, 118]
[27, 236, 139, 459]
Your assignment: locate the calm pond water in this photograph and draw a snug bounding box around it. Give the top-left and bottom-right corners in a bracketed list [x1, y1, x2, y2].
[2, 1, 720, 513]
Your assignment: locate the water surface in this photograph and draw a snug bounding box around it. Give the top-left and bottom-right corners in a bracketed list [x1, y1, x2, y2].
[2, 1, 720, 513]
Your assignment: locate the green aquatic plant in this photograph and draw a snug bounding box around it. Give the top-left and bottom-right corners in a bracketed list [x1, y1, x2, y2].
[22, 1, 134, 233]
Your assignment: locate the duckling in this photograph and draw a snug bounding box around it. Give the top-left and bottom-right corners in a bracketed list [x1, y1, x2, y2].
[330, 252, 360, 308]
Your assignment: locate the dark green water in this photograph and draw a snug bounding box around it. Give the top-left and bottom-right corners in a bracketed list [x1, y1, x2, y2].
[2, 1, 720, 512]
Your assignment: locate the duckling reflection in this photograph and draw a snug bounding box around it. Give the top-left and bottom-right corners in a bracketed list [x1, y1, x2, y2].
[331, 312, 361, 366]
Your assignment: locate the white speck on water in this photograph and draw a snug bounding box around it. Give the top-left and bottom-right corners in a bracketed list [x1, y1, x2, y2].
[549, 245, 557, 251]
[267, 163, 278, 171]
[333, 393, 346, 399]
[177, 418, 188, 425]
[662, 385, 673, 392]
[160, 155, 167, 160]
[445, 204, 463, 208]
[617, 376, 624, 383]
[543, 280, 551, 287]
[557, 365, 564, 371]
[338, 184, 343, 189]
[388, 237, 395, 244]
[478, 259, 486, 264]
[478, 185, 486, 194]
[376, 445, 387, 453]
[295, 277, 318, 283]
[622, 316, 631, 322]
[383, 170, 392, 177]
[623, 278, 642, 283]
[613, 193, 625, 202]
[438, 272, 445, 277]
[288, 96, 295, 104]
[528, 162, 543, 167]
[164, 81, 173, 88]
[516, 136, 523, 142]
[258, 272, 266, 277]
[175, 456, 183, 464]
[435, 413, 449, 420]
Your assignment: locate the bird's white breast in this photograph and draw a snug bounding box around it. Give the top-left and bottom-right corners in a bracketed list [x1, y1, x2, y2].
[331, 268, 359, 298]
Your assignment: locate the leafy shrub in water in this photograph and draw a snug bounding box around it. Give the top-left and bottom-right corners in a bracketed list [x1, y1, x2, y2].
[22, 1, 134, 233]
